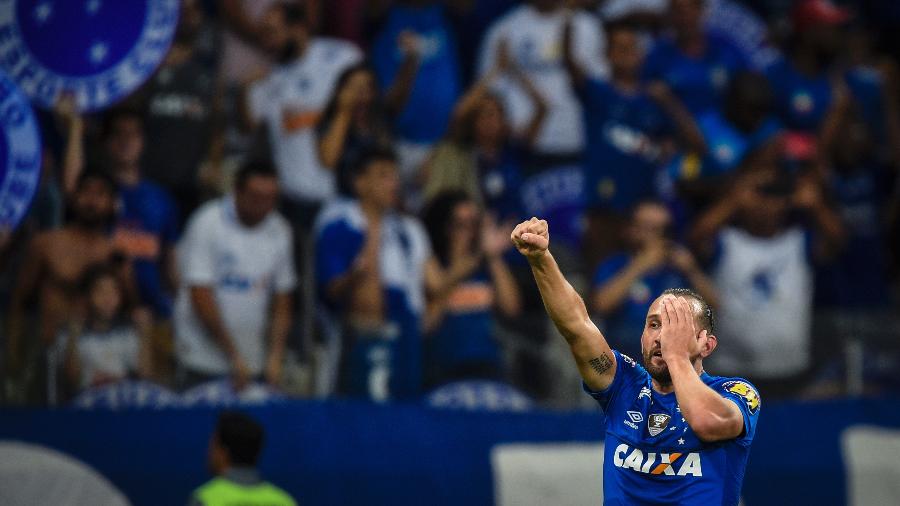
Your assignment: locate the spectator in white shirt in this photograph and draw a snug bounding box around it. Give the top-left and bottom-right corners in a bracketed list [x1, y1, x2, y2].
[62, 264, 153, 394]
[689, 152, 844, 397]
[241, 2, 362, 225]
[478, 1, 608, 157]
[174, 161, 296, 390]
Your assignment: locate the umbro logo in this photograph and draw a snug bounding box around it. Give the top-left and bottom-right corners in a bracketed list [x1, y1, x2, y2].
[627, 411, 643, 423]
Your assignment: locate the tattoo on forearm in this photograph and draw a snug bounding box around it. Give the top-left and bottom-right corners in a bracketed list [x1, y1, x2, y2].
[589, 354, 613, 376]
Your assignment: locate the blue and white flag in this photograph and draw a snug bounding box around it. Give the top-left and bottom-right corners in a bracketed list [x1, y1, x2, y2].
[0, 70, 40, 230]
[0, 0, 179, 111]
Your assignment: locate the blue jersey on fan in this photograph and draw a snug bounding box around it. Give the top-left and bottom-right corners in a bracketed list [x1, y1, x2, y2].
[765, 58, 832, 133]
[584, 351, 760, 506]
[371, 4, 461, 143]
[581, 79, 672, 212]
[643, 33, 747, 116]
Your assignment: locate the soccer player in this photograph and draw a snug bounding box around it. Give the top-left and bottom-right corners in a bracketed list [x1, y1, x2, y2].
[511, 217, 760, 505]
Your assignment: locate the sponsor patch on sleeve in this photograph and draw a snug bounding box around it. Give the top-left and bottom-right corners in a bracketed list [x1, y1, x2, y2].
[722, 380, 760, 414]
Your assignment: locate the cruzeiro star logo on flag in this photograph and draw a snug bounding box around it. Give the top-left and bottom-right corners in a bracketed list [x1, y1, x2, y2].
[0, 0, 180, 111]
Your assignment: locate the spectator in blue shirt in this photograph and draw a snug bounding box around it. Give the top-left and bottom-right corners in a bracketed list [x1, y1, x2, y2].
[563, 19, 705, 266]
[764, 0, 850, 152]
[422, 191, 521, 387]
[371, 0, 462, 179]
[102, 109, 180, 319]
[592, 200, 718, 361]
[843, 26, 900, 166]
[316, 148, 456, 401]
[642, 0, 748, 116]
[666, 71, 783, 213]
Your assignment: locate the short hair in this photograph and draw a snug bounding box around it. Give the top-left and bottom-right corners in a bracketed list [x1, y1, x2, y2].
[215, 411, 265, 467]
[274, 1, 306, 26]
[337, 146, 397, 197]
[76, 169, 118, 195]
[101, 107, 143, 140]
[234, 160, 278, 190]
[604, 20, 639, 42]
[661, 287, 715, 333]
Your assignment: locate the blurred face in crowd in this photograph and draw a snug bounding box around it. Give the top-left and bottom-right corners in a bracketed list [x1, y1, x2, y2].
[346, 68, 378, 112]
[235, 174, 279, 227]
[669, 0, 705, 38]
[449, 200, 481, 250]
[641, 295, 715, 385]
[259, 5, 307, 63]
[530, 0, 560, 13]
[725, 73, 772, 133]
[739, 168, 791, 236]
[803, 24, 843, 62]
[88, 274, 123, 324]
[627, 202, 671, 250]
[72, 177, 117, 229]
[355, 158, 400, 211]
[473, 96, 507, 147]
[106, 116, 144, 169]
[607, 28, 644, 79]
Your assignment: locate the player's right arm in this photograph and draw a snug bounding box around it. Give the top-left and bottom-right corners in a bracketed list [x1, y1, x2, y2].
[511, 218, 616, 391]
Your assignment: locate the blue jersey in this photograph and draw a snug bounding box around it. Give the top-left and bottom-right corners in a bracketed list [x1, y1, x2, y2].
[315, 199, 431, 399]
[643, 33, 747, 116]
[115, 180, 180, 316]
[372, 4, 461, 143]
[666, 111, 781, 182]
[765, 58, 832, 134]
[585, 351, 760, 505]
[581, 79, 671, 212]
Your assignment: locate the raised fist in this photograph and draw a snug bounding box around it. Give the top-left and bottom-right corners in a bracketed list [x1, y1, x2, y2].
[510, 217, 550, 260]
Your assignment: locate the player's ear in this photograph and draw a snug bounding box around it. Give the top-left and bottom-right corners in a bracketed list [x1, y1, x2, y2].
[699, 330, 717, 357]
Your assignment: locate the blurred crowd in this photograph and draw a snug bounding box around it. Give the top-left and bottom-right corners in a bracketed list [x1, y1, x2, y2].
[2, 0, 899, 408]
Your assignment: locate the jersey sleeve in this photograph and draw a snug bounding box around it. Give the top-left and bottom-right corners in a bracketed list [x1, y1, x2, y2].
[582, 350, 643, 413]
[718, 379, 761, 446]
[314, 220, 365, 293]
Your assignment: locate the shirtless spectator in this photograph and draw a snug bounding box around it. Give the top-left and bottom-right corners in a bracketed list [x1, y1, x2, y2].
[6, 172, 132, 393]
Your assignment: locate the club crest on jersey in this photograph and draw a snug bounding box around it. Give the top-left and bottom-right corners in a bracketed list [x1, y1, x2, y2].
[0, 71, 41, 231]
[723, 380, 760, 414]
[0, 0, 180, 111]
[648, 413, 671, 436]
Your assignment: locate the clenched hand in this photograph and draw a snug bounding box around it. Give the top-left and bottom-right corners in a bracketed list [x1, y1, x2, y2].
[510, 217, 550, 260]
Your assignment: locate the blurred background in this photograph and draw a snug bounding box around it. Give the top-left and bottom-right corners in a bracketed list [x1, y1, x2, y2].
[0, 0, 898, 504]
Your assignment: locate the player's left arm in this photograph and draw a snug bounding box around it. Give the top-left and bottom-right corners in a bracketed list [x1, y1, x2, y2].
[660, 296, 745, 442]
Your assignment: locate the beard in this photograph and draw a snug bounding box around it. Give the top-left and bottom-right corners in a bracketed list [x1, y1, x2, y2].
[643, 349, 701, 387]
[643, 353, 672, 387]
